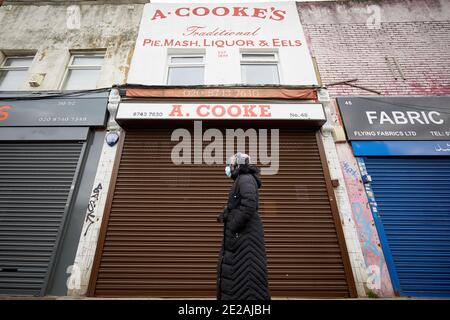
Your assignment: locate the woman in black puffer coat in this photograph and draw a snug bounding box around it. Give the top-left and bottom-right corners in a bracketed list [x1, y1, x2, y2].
[217, 153, 270, 300]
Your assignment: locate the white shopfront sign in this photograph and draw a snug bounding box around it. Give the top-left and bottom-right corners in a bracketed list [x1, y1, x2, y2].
[116, 102, 325, 121]
[128, 2, 318, 86]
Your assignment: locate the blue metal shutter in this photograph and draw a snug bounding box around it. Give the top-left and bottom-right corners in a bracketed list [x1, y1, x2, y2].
[0, 142, 84, 296]
[364, 157, 450, 297]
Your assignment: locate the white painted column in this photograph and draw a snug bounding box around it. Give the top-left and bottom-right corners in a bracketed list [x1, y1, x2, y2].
[67, 89, 122, 296]
[318, 89, 368, 297]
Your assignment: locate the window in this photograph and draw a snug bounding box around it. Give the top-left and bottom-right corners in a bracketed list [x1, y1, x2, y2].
[61, 52, 104, 90]
[0, 56, 34, 90]
[241, 52, 280, 85]
[167, 54, 204, 85]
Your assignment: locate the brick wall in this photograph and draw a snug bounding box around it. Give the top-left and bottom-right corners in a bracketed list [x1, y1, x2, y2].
[299, 0, 450, 96]
[297, 0, 450, 296]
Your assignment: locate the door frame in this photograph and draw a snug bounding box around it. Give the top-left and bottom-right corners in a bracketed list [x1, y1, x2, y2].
[316, 132, 358, 298]
[87, 131, 127, 297]
[87, 129, 358, 298]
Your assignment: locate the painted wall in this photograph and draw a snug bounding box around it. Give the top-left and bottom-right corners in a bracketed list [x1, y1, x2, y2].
[318, 98, 368, 297]
[127, 1, 318, 86]
[332, 110, 395, 297]
[0, 2, 145, 90]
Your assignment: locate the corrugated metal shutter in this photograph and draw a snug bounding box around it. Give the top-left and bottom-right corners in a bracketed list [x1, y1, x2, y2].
[91, 128, 353, 297]
[0, 142, 84, 296]
[364, 157, 450, 297]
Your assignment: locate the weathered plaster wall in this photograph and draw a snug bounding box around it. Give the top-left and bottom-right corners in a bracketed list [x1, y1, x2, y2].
[0, 2, 145, 90]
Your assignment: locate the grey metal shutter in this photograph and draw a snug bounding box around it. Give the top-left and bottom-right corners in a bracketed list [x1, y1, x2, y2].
[0, 142, 84, 296]
[364, 157, 450, 297]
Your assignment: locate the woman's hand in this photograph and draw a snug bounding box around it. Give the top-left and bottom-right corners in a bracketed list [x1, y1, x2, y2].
[217, 207, 229, 223]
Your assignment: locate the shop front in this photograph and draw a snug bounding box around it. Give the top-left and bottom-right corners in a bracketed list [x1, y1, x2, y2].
[0, 91, 109, 296]
[87, 89, 357, 298]
[338, 96, 450, 297]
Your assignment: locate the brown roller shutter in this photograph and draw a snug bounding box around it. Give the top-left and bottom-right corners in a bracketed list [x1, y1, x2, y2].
[89, 127, 355, 298]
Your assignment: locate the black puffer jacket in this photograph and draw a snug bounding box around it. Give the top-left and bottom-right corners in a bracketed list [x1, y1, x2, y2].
[217, 164, 271, 300]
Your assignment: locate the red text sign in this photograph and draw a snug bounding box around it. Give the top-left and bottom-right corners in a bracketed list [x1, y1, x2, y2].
[151, 6, 286, 21]
[0, 105, 12, 121]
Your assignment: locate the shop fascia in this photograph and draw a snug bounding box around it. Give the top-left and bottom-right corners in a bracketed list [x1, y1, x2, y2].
[337, 96, 450, 155]
[0, 92, 109, 129]
[116, 101, 326, 175]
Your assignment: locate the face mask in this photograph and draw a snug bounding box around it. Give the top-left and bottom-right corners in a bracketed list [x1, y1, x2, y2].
[225, 165, 232, 178]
